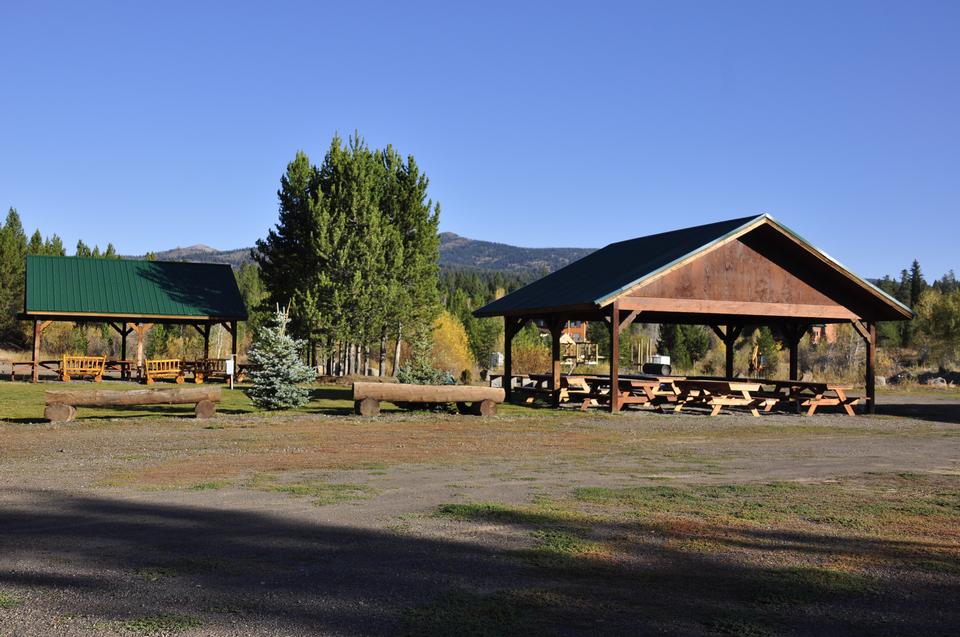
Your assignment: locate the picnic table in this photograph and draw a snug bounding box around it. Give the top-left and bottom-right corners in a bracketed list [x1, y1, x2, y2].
[753, 379, 860, 416]
[8, 360, 60, 381]
[105, 359, 137, 381]
[673, 379, 777, 417]
[681, 376, 861, 416]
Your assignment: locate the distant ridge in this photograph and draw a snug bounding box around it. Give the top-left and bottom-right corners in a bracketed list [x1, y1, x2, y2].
[141, 233, 596, 274]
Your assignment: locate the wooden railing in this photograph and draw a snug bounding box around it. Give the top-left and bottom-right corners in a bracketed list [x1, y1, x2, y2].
[60, 355, 106, 382]
[144, 359, 184, 385]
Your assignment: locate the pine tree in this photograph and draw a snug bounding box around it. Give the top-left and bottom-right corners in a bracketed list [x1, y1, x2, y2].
[755, 326, 780, 376]
[909, 260, 926, 308]
[247, 307, 317, 409]
[75, 240, 92, 257]
[658, 324, 691, 370]
[0, 208, 28, 343]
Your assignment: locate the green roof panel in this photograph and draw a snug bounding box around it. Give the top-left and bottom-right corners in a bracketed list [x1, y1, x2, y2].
[24, 256, 248, 320]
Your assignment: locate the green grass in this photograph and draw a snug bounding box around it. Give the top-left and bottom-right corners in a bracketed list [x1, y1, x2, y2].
[116, 613, 202, 634]
[189, 480, 230, 491]
[0, 590, 19, 609]
[251, 474, 378, 506]
[0, 380, 560, 422]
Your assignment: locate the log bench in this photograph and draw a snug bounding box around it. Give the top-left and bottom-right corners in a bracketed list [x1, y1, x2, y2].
[44, 387, 221, 423]
[352, 382, 504, 417]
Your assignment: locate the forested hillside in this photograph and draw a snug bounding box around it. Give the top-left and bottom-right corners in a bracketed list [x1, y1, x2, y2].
[143, 234, 593, 274]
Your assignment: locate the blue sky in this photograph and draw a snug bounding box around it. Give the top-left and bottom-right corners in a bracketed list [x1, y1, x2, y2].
[1, 1, 957, 279]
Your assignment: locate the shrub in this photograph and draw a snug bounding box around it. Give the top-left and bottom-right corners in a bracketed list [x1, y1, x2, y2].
[246, 308, 316, 409]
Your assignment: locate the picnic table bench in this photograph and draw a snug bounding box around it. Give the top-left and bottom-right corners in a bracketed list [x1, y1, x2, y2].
[353, 382, 504, 417]
[184, 358, 231, 384]
[8, 359, 59, 381]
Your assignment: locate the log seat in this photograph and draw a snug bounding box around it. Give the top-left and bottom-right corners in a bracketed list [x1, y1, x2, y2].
[44, 386, 221, 423]
[352, 382, 504, 417]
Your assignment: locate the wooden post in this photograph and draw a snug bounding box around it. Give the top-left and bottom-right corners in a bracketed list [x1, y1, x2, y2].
[866, 322, 876, 415]
[609, 301, 620, 413]
[550, 317, 563, 407]
[32, 321, 40, 383]
[503, 317, 521, 402]
[202, 324, 211, 359]
[230, 321, 238, 359]
[130, 323, 153, 377]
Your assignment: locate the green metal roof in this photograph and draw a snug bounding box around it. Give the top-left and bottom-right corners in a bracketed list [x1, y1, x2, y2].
[474, 214, 912, 319]
[23, 256, 248, 320]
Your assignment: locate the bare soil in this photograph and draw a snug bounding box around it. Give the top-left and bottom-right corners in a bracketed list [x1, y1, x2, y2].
[0, 394, 958, 636]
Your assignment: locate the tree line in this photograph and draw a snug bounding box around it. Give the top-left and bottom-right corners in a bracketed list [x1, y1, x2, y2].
[0, 207, 119, 347]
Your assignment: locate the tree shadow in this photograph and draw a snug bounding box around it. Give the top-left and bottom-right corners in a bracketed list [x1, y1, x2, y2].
[0, 490, 956, 635]
[877, 401, 960, 424]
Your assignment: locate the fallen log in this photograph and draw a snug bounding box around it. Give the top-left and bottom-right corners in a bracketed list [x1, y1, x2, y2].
[352, 382, 504, 417]
[44, 387, 221, 423]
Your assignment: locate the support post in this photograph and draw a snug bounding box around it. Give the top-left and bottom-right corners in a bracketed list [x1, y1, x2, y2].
[865, 321, 876, 415]
[130, 323, 154, 378]
[503, 317, 522, 402]
[202, 323, 211, 359]
[32, 320, 40, 383]
[711, 325, 742, 379]
[608, 301, 620, 413]
[550, 317, 563, 407]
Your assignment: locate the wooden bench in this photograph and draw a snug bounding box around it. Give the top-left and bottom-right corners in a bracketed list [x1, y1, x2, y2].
[44, 387, 221, 423]
[352, 382, 505, 417]
[60, 355, 106, 382]
[144, 359, 184, 385]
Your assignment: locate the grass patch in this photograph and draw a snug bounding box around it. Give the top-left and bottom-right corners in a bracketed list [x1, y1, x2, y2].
[189, 480, 230, 491]
[116, 613, 202, 634]
[754, 567, 879, 605]
[252, 475, 378, 506]
[0, 590, 19, 609]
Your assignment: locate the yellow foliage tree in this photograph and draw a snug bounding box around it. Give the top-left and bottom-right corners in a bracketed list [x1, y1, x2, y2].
[431, 311, 475, 378]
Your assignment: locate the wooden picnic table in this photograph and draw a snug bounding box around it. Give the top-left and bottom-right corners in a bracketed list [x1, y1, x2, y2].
[105, 359, 137, 381]
[673, 379, 778, 417]
[681, 376, 861, 416]
[8, 360, 59, 381]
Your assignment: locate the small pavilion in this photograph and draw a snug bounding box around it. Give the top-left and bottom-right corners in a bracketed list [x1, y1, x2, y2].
[474, 214, 912, 414]
[18, 255, 248, 383]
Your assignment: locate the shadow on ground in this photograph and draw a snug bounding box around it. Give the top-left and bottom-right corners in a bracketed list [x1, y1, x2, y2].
[0, 490, 957, 635]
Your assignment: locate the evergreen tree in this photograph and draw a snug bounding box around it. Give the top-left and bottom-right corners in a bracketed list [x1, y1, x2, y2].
[657, 324, 691, 369]
[75, 240, 92, 257]
[755, 326, 780, 376]
[247, 307, 316, 409]
[909, 260, 927, 308]
[0, 208, 27, 343]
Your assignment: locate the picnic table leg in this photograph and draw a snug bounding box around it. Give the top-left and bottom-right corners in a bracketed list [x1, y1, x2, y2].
[744, 391, 761, 417]
[710, 403, 722, 416]
[805, 394, 822, 416]
[836, 388, 856, 416]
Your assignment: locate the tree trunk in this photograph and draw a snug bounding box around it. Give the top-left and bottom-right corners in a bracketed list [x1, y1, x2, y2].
[379, 327, 387, 377]
[393, 322, 403, 376]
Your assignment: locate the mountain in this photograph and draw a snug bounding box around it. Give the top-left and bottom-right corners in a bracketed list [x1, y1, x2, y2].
[143, 233, 595, 274]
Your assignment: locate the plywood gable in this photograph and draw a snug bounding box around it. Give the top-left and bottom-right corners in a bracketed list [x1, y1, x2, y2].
[626, 236, 847, 309]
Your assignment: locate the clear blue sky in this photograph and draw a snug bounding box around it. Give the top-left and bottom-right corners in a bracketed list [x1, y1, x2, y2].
[1, 1, 957, 279]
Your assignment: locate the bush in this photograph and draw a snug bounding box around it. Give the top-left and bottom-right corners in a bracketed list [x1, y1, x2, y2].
[398, 327, 454, 385]
[246, 308, 316, 409]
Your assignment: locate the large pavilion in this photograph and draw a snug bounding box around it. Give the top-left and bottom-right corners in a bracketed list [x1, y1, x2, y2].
[474, 214, 912, 414]
[18, 255, 248, 383]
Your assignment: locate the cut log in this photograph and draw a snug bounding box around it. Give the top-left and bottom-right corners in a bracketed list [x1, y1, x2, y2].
[44, 387, 221, 407]
[355, 397, 380, 417]
[476, 399, 498, 417]
[44, 402, 76, 423]
[352, 382, 504, 404]
[194, 399, 217, 419]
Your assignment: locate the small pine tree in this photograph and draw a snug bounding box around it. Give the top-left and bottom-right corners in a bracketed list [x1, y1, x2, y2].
[755, 326, 780, 376]
[397, 326, 452, 385]
[247, 307, 316, 409]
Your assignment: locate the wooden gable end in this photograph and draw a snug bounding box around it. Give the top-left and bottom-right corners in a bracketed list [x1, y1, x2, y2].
[618, 233, 861, 321]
